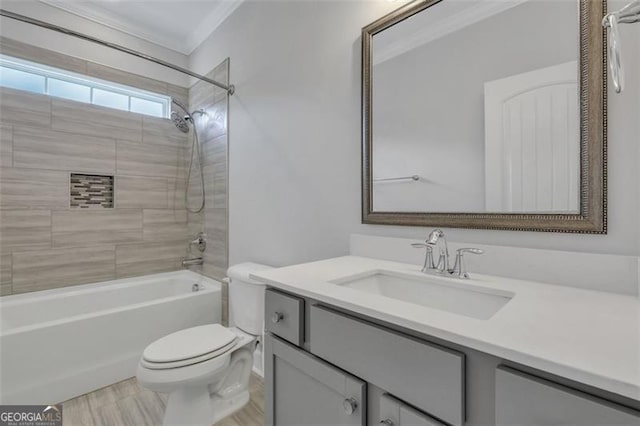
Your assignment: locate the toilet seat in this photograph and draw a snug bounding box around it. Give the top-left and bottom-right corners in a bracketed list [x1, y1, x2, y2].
[141, 324, 237, 370]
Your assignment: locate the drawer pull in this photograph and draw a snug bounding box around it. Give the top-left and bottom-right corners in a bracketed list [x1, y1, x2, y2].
[343, 398, 358, 415]
[271, 312, 284, 324]
[379, 420, 394, 426]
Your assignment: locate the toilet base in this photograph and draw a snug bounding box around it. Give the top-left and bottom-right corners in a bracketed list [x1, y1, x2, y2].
[162, 386, 250, 426]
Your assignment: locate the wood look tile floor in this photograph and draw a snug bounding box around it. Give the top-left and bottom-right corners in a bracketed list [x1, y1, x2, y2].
[62, 374, 264, 426]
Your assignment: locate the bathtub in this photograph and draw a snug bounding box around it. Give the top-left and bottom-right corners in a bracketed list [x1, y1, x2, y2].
[0, 270, 221, 404]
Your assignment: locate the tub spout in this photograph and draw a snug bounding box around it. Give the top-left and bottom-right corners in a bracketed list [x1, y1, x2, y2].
[182, 257, 204, 267]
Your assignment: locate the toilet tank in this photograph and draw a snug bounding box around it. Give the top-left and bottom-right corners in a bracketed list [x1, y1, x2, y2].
[227, 263, 273, 336]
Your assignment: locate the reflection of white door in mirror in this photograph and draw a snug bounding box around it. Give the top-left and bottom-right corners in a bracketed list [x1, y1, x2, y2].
[484, 61, 579, 213]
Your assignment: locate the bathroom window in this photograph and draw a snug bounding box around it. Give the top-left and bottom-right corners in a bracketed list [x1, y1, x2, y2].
[0, 54, 170, 118]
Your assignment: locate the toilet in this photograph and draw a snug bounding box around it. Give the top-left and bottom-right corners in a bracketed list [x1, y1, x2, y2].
[136, 263, 272, 426]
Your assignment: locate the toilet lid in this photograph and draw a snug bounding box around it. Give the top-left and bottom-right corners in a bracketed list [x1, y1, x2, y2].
[143, 324, 237, 363]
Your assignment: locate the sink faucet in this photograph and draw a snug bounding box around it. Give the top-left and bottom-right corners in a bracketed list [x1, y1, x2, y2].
[412, 229, 484, 279]
[426, 229, 449, 273]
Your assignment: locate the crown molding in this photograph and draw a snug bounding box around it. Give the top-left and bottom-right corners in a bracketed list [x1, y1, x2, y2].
[374, 0, 529, 65]
[38, 0, 244, 54]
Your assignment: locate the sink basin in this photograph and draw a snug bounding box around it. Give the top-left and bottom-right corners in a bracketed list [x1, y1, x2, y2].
[331, 270, 513, 320]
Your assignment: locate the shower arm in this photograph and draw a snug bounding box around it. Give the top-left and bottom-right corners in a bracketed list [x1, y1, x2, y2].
[602, 0, 640, 94]
[0, 9, 235, 95]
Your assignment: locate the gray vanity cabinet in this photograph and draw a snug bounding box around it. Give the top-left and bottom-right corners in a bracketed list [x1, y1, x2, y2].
[264, 334, 366, 426]
[495, 366, 640, 426]
[264, 288, 640, 426]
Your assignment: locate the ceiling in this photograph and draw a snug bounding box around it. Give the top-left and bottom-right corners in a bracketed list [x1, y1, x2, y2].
[39, 0, 244, 54]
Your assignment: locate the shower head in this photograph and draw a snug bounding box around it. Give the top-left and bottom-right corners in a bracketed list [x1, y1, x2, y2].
[171, 111, 190, 133]
[171, 98, 192, 133]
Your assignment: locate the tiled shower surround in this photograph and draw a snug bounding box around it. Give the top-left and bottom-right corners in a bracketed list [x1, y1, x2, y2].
[0, 37, 229, 296]
[187, 60, 230, 283]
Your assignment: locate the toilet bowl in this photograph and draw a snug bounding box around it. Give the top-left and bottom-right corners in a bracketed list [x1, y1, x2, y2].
[136, 263, 272, 426]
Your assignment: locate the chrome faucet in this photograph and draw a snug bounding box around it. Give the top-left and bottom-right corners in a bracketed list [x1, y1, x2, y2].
[189, 232, 207, 253]
[412, 229, 484, 279]
[182, 257, 203, 267]
[426, 229, 449, 273]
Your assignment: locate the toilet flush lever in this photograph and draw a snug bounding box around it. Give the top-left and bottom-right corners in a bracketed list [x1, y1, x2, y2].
[271, 312, 284, 324]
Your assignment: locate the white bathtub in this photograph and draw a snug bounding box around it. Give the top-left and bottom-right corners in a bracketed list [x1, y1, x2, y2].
[0, 270, 221, 404]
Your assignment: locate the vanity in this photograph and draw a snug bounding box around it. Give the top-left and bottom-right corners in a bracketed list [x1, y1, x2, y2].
[254, 256, 640, 426]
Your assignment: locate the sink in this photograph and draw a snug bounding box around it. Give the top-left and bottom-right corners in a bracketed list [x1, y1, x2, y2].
[331, 270, 513, 320]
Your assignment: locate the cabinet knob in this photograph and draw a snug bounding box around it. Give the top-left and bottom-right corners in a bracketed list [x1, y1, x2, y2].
[342, 398, 358, 415]
[380, 420, 394, 426]
[271, 312, 284, 324]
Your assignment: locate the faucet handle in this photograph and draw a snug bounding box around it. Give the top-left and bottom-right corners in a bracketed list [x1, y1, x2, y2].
[453, 248, 484, 279]
[458, 248, 484, 255]
[411, 242, 435, 272]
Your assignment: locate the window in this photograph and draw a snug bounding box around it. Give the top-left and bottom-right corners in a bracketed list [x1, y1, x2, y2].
[0, 55, 171, 118]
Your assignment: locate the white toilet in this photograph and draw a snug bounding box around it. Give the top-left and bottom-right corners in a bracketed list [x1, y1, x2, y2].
[136, 263, 272, 426]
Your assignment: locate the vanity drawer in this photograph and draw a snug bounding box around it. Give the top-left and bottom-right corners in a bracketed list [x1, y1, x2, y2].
[309, 305, 465, 426]
[265, 288, 304, 346]
[495, 366, 640, 425]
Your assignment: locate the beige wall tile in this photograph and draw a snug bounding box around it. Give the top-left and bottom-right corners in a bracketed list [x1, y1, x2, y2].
[0, 167, 69, 209]
[187, 60, 229, 283]
[52, 210, 143, 248]
[200, 100, 227, 141]
[168, 178, 187, 210]
[0, 210, 51, 253]
[12, 246, 115, 293]
[142, 116, 188, 148]
[0, 88, 51, 128]
[13, 126, 116, 172]
[188, 80, 214, 111]
[0, 45, 196, 295]
[115, 240, 185, 278]
[1, 125, 12, 167]
[1, 253, 12, 296]
[52, 99, 142, 142]
[166, 84, 189, 108]
[203, 208, 228, 279]
[117, 141, 185, 178]
[116, 176, 168, 209]
[0, 37, 88, 74]
[143, 209, 188, 242]
[202, 134, 227, 166]
[203, 164, 228, 210]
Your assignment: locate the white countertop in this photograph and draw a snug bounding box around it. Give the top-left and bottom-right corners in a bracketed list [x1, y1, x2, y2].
[252, 255, 640, 402]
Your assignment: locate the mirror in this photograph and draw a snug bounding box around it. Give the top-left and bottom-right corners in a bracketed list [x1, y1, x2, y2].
[362, 0, 606, 233]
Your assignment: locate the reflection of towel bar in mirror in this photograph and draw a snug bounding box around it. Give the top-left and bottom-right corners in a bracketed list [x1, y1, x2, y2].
[373, 175, 420, 183]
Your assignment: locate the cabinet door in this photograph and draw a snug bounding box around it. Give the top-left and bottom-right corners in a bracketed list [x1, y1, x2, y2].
[379, 394, 446, 426]
[265, 334, 366, 426]
[496, 366, 640, 425]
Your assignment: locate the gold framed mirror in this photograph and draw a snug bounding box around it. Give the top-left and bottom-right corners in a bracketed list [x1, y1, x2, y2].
[362, 0, 606, 233]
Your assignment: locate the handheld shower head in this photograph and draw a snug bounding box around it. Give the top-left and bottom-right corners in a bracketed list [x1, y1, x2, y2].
[170, 98, 193, 133]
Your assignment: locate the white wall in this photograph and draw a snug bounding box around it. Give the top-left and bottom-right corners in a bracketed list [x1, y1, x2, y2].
[189, 0, 640, 278]
[0, 1, 190, 87]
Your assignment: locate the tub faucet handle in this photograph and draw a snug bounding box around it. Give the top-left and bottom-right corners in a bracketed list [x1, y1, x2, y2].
[189, 232, 207, 252]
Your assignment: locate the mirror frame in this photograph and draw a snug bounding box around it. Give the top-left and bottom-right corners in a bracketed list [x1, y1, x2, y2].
[361, 0, 607, 233]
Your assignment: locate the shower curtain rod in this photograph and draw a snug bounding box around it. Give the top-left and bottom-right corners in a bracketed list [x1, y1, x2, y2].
[0, 9, 235, 95]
